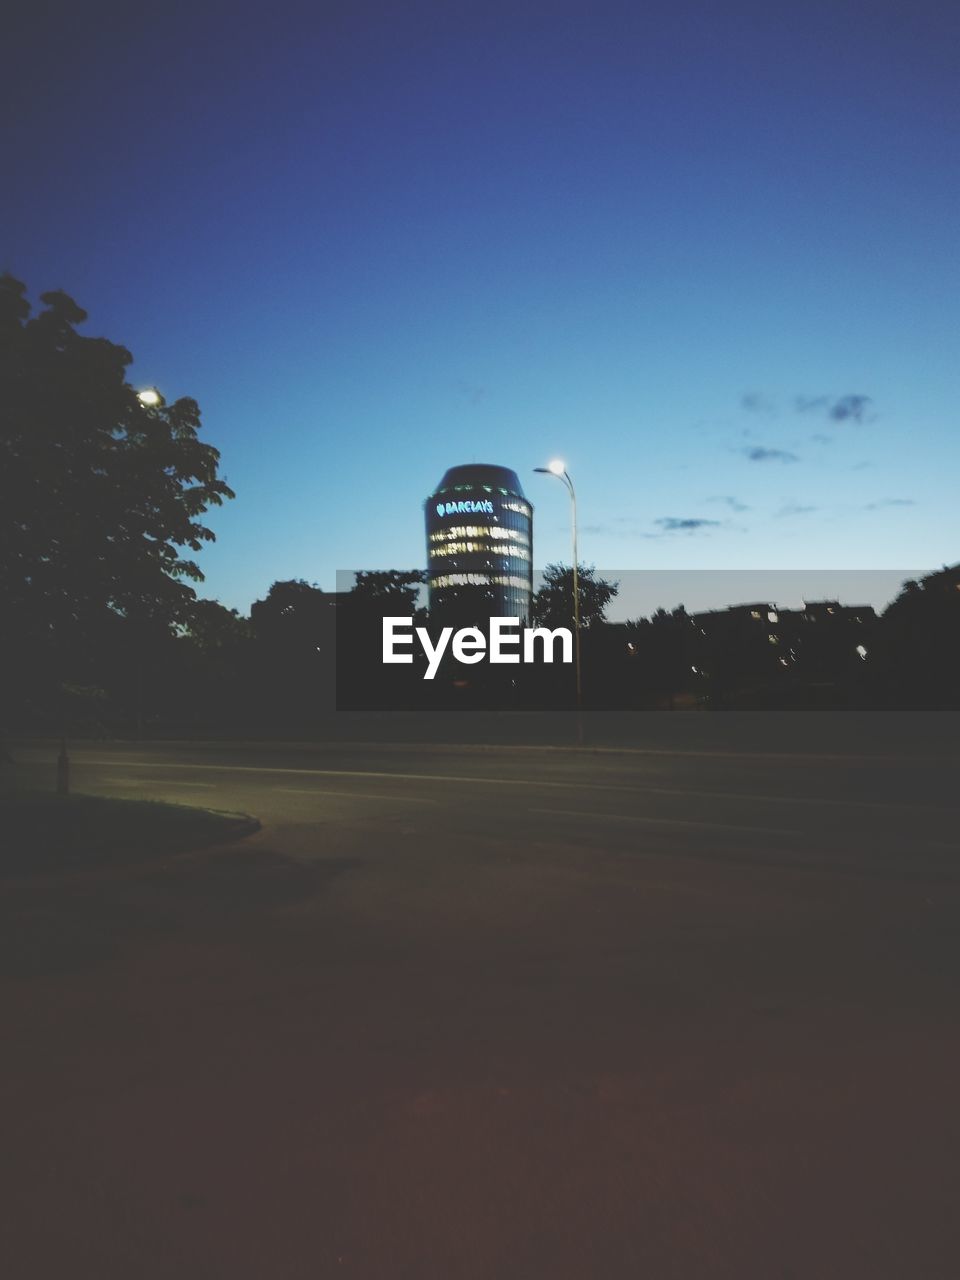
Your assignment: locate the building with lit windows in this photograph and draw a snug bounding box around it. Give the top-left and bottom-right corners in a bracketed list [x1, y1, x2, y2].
[425, 464, 533, 626]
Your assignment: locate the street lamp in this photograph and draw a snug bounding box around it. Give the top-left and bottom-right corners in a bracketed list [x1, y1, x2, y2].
[534, 460, 582, 740]
[137, 387, 162, 407]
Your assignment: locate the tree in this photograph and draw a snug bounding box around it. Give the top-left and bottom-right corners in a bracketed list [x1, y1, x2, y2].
[173, 599, 252, 728]
[181, 598, 251, 652]
[249, 581, 333, 723]
[531, 563, 619, 631]
[0, 274, 234, 726]
[878, 565, 960, 707]
[624, 605, 692, 707]
[250, 580, 328, 649]
[352, 570, 426, 616]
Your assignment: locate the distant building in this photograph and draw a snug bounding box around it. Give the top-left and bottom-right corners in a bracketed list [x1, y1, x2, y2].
[794, 600, 877, 626]
[688, 599, 878, 690]
[688, 602, 783, 677]
[691, 602, 781, 630]
[424, 464, 533, 626]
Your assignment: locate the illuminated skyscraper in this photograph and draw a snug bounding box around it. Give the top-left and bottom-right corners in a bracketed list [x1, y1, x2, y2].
[425, 464, 533, 625]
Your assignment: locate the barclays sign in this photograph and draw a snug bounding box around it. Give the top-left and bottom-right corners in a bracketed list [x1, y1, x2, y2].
[435, 499, 495, 517]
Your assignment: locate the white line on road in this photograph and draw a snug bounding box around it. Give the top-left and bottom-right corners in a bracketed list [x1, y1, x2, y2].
[274, 788, 438, 804]
[103, 777, 215, 788]
[74, 757, 952, 815]
[528, 807, 797, 838]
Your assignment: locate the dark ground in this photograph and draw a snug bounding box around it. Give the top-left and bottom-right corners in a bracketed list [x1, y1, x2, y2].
[2, 714, 959, 1278]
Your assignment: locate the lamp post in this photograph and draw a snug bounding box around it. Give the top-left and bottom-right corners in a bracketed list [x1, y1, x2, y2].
[534, 460, 582, 742]
[132, 388, 163, 739]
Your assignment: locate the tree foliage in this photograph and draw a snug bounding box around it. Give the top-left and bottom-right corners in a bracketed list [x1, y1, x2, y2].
[352, 569, 426, 615]
[531, 563, 619, 630]
[249, 580, 328, 647]
[0, 274, 234, 653]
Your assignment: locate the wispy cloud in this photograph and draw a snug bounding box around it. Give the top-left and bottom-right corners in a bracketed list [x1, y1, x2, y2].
[654, 517, 721, 532]
[707, 495, 750, 512]
[776, 502, 819, 517]
[796, 393, 872, 423]
[865, 497, 916, 510]
[830, 394, 871, 422]
[743, 446, 799, 463]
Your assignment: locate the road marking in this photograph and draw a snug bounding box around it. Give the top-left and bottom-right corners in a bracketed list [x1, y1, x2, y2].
[274, 787, 438, 804]
[65, 737, 960, 764]
[103, 776, 215, 788]
[74, 757, 955, 815]
[528, 807, 797, 838]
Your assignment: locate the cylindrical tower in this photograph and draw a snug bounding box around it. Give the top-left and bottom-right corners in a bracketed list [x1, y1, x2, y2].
[425, 464, 533, 627]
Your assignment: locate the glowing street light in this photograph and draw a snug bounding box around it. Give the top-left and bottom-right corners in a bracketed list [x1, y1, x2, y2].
[137, 387, 162, 407]
[534, 459, 582, 741]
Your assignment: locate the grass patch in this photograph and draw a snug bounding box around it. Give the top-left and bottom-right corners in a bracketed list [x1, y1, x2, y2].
[0, 791, 258, 880]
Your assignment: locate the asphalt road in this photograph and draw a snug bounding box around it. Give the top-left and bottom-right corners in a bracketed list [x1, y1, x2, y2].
[4, 727, 960, 1278]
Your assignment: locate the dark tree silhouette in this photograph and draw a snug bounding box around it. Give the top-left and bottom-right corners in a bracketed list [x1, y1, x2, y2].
[531, 564, 619, 631]
[879, 565, 960, 706]
[182, 599, 251, 651]
[352, 570, 426, 617]
[248, 581, 335, 723]
[623, 605, 692, 707]
[250, 580, 328, 648]
[0, 274, 234, 729]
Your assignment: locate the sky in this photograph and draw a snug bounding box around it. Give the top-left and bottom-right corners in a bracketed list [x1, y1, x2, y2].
[5, 0, 958, 618]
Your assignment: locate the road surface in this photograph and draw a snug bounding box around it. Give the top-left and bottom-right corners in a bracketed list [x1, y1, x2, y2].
[3, 726, 959, 1278]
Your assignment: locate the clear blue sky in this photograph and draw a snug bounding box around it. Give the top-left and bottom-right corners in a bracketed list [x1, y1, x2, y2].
[6, 0, 958, 617]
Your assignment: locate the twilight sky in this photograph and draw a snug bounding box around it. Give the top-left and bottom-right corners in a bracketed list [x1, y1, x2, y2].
[5, 0, 958, 617]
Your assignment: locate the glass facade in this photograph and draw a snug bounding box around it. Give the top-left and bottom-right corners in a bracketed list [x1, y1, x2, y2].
[425, 464, 533, 626]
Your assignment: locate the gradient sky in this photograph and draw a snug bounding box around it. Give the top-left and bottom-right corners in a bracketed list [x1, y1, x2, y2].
[5, 0, 958, 618]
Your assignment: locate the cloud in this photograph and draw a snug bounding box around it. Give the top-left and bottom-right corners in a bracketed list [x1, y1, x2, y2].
[743, 446, 799, 463]
[776, 502, 819, 517]
[865, 497, 916, 510]
[741, 392, 776, 414]
[830, 393, 871, 422]
[654, 517, 721, 532]
[795, 393, 872, 423]
[707, 495, 750, 512]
